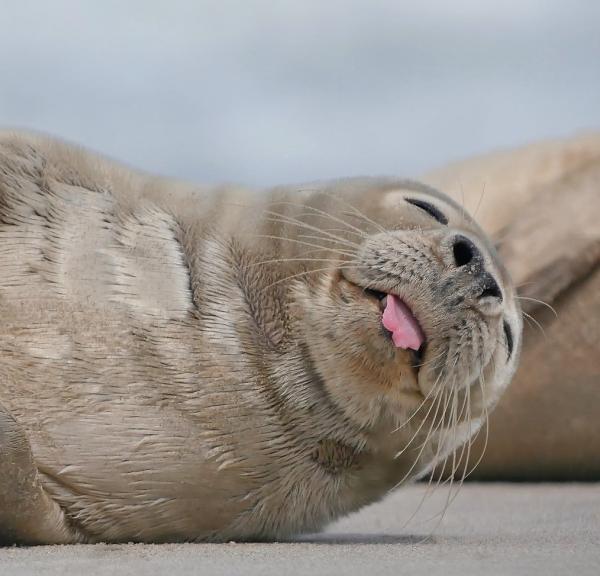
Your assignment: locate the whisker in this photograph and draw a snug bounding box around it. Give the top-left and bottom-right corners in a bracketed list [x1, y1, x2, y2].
[268, 199, 370, 238]
[393, 356, 459, 532]
[459, 373, 490, 481]
[515, 296, 558, 317]
[242, 257, 348, 269]
[261, 211, 361, 249]
[392, 388, 448, 492]
[391, 358, 459, 496]
[472, 182, 486, 220]
[394, 389, 452, 531]
[260, 263, 366, 292]
[397, 377, 468, 538]
[411, 349, 447, 370]
[313, 226, 366, 239]
[249, 234, 356, 258]
[393, 370, 447, 459]
[424, 380, 473, 524]
[434, 387, 459, 529]
[291, 217, 368, 240]
[319, 190, 388, 235]
[222, 198, 366, 250]
[522, 310, 547, 339]
[295, 233, 357, 250]
[410, 405, 470, 535]
[338, 209, 388, 235]
[391, 351, 444, 434]
[465, 405, 489, 480]
[441, 381, 475, 513]
[513, 281, 540, 290]
[458, 180, 470, 225]
[391, 359, 447, 434]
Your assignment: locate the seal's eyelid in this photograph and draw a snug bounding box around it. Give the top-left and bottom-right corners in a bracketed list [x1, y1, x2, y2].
[503, 320, 513, 359]
[405, 198, 448, 225]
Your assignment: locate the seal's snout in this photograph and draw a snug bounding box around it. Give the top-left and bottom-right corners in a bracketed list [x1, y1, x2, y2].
[445, 234, 503, 304]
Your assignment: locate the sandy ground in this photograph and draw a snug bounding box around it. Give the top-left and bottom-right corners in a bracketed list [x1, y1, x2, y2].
[1, 484, 598, 575]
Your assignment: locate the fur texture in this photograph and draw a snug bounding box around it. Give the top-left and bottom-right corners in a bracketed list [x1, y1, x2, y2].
[0, 132, 521, 543]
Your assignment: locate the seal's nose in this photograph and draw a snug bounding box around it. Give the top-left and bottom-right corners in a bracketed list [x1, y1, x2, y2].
[451, 235, 483, 270]
[478, 272, 503, 301]
[450, 235, 502, 302]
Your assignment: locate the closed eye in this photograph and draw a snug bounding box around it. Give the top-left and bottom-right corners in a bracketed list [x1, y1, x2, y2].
[503, 320, 513, 359]
[405, 198, 448, 225]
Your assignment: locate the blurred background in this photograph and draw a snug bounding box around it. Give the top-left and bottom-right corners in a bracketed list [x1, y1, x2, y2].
[1, 0, 599, 187]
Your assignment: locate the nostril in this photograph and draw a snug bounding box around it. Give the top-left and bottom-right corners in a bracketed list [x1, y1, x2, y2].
[480, 284, 502, 300]
[479, 273, 503, 301]
[452, 236, 478, 267]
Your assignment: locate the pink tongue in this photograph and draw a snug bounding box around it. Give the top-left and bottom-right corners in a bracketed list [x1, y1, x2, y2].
[382, 294, 425, 351]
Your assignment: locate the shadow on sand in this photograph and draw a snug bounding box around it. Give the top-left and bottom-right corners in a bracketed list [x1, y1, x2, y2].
[290, 533, 436, 545]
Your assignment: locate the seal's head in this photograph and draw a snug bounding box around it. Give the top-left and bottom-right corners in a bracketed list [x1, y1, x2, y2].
[287, 179, 522, 468]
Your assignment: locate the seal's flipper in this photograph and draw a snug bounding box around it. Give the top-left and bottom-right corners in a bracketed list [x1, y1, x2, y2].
[495, 161, 600, 312]
[0, 404, 83, 544]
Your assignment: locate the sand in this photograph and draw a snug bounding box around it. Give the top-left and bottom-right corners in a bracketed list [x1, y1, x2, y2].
[1, 483, 598, 575]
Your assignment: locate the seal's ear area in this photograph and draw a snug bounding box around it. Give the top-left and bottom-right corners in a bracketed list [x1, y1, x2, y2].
[495, 161, 600, 312]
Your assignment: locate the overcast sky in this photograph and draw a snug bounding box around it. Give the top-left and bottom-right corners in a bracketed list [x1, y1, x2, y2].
[1, 1, 599, 187]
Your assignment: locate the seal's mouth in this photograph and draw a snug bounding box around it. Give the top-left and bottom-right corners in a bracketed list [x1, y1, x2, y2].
[364, 288, 427, 367]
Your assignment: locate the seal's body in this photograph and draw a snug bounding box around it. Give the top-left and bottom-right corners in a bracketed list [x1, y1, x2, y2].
[0, 132, 521, 544]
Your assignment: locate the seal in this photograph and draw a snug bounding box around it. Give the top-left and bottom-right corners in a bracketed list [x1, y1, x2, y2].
[0, 132, 522, 544]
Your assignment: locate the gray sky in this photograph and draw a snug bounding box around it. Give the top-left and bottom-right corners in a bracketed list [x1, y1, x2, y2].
[1, 0, 599, 186]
